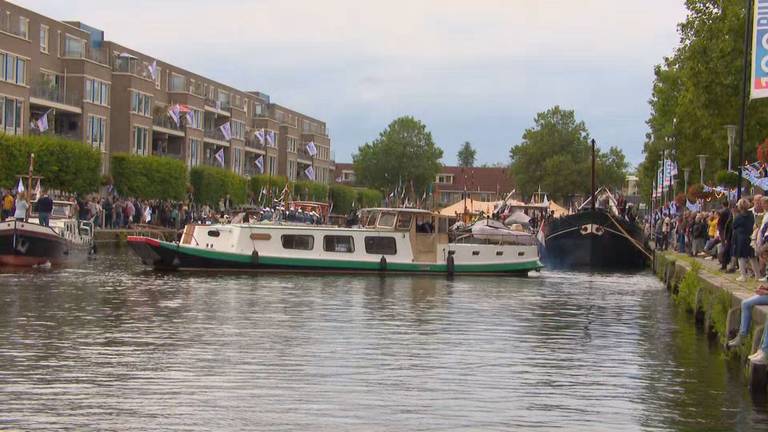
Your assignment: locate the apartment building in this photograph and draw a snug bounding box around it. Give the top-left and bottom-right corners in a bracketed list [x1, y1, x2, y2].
[0, 0, 333, 183]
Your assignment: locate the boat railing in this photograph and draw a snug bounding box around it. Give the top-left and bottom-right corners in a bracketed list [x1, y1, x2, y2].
[452, 232, 537, 246]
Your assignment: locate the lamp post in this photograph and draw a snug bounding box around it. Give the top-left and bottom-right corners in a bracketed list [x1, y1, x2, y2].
[726, 125, 737, 172]
[660, 150, 666, 205]
[683, 168, 691, 194]
[697, 154, 708, 184]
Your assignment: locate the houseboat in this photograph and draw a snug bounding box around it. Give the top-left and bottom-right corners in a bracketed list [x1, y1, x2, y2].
[128, 208, 542, 275]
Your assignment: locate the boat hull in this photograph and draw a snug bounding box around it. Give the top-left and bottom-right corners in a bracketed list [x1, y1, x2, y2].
[543, 210, 649, 270]
[128, 236, 542, 275]
[0, 221, 90, 267]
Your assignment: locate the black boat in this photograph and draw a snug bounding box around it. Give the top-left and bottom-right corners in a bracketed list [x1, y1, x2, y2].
[541, 139, 651, 270]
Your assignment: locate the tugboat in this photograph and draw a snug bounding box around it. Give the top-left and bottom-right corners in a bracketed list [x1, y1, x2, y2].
[0, 154, 94, 267]
[542, 139, 651, 270]
[128, 207, 542, 275]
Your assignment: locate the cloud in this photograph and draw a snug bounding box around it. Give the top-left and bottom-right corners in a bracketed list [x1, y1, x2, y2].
[19, 0, 687, 166]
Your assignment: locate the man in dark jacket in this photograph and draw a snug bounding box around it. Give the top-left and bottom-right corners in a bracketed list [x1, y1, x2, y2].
[37, 191, 54, 227]
[718, 201, 734, 271]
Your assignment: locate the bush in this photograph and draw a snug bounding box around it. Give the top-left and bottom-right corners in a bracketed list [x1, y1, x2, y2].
[293, 180, 328, 202]
[356, 188, 383, 208]
[715, 170, 739, 188]
[249, 174, 289, 202]
[330, 184, 357, 214]
[0, 134, 101, 194]
[190, 166, 248, 206]
[111, 153, 187, 200]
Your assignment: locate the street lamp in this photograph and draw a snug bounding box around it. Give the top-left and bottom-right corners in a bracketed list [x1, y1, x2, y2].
[697, 154, 708, 184]
[726, 125, 737, 171]
[683, 168, 691, 193]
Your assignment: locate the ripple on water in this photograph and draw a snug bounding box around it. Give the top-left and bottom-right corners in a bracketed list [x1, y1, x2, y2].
[0, 248, 767, 431]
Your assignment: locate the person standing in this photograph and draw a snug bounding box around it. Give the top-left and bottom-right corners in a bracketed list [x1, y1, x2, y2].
[13, 191, 29, 221]
[734, 198, 760, 282]
[37, 190, 54, 227]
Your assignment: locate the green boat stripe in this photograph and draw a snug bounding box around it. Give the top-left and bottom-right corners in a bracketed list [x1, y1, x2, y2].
[157, 241, 542, 273]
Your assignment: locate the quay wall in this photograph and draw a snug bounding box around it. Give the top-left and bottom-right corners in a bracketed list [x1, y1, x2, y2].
[654, 252, 768, 392]
[94, 228, 177, 244]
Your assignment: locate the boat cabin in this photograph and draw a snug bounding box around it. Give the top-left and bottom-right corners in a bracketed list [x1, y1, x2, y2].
[359, 208, 451, 262]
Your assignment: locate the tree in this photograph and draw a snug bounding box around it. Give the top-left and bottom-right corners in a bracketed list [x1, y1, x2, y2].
[457, 141, 477, 167]
[638, 0, 768, 200]
[111, 153, 187, 200]
[353, 116, 443, 194]
[509, 106, 628, 202]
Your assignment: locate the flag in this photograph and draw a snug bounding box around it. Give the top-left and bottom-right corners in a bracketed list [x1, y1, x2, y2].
[219, 122, 232, 140]
[255, 155, 264, 173]
[185, 110, 194, 125]
[306, 141, 317, 157]
[16, 178, 24, 193]
[536, 219, 546, 247]
[214, 148, 225, 167]
[542, 194, 549, 207]
[36, 109, 51, 132]
[266, 130, 275, 147]
[33, 179, 41, 200]
[256, 128, 265, 144]
[304, 165, 315, 180]
[148, 60, 158, 81]
[168, 104, 181, 127]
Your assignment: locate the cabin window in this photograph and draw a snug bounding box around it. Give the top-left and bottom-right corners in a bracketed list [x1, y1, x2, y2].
[207, 230, 220, 237]
[324, 235, 355, 253]
[365, 212, 378, 227]
[437, 217, 449, 234]
[396, 213, 413, 230]
[281, 234, 314, 250]
[364, 236, 397, 255]
[377, 212, 396, 228]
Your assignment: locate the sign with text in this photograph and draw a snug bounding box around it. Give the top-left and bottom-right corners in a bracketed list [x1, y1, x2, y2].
[752, 0, 768, 99]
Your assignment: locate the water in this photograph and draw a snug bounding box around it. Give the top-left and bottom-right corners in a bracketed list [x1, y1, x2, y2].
[1, 247, 767, 431]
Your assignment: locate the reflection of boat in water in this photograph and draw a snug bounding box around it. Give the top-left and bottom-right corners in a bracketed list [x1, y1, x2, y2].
[128, 208, 542, 275]
[0, 200, 94, 267]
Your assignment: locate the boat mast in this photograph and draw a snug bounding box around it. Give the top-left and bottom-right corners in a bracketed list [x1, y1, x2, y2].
[591, 139, 596, 211]
[27, 153, 35, 199]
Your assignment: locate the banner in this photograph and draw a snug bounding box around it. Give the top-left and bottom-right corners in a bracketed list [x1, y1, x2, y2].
[752, 0, 768, 99]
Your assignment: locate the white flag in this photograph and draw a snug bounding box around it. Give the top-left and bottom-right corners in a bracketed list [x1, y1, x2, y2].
[256, 128, 265, 144]
[148, 60, 158, 81]
[168, 104, 181, 127]
[304, 166, 315, 180]
[16, 178, 24, 193]
[214, 148, 225, 167]
[219, 122, 232, 141]
[266, 130, 275, 147]
[306, 141, 317, 157]
[37, 109, 51, 132]
[255, 155, 264, 173]
[33, 179, 41, 199]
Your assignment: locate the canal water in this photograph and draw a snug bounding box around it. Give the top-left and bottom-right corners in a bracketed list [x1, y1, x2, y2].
[1, 248, 767, 431]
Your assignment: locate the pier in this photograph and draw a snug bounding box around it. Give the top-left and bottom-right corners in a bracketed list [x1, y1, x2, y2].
[655, 251, 768, 393]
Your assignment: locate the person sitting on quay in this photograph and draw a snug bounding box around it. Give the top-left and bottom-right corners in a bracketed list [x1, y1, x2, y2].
[728, 284, 768, 364]
[36, 190, 53, 227]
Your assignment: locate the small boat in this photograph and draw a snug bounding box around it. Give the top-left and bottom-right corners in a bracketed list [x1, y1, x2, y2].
[542, 139, 651, 270]
[0, 200, 95, 267]
[128, 207, 542, 275]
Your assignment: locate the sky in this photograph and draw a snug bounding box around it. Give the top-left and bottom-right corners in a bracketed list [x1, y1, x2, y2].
[19, 0, 688, 167]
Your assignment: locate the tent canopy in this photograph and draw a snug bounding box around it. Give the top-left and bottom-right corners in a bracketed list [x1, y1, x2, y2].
[439, 199, 500, 217]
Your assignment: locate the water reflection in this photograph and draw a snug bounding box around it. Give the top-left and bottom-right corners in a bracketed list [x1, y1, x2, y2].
[0, 248, 767, 430]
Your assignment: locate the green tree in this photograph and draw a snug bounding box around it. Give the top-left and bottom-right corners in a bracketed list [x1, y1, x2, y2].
[190, 166, 248, 206]
[509, 106, 629, 202]
[353, 116, 443, 194]
[638, 0, 768, 199]
[457, 141, 477, 167]
[111, 153, 187, 200]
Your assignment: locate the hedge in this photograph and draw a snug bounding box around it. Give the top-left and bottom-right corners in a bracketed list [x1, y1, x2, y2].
[330, 184, 357, 214]
[293, 180, 328, 202]
[249, 174, 289, 200]
[0, 134, 101, 194]
[190, 165, 248, 206]
[111, 153, 187, 200]
[356, 188, 383, 208]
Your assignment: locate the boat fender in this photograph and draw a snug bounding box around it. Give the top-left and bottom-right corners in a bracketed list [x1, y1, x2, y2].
[380, 256, 387, 271]
[447, 254, 455, 276]
[90, 243, 97, 255]
[172, 255, 181, 267]
[251, 250, 259, 265]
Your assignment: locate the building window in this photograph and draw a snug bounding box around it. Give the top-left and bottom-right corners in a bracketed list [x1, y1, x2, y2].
[253, 103, 264, 116]
[364, 237, 397, 255]
[85, 78, 110, 106]
[267, 155, 277, 176]
[0, 96, 22, 135]
[233, 148, 242, 174]
[17, 16, 28, 40]
[187, 109, 203, 129]
[169, 73, 185, 92]
[281, 235, 314, 250]
[0, 52, 27, 85]
[231, 120, 245, 140]
[133, 126, 149, 156]
[63, 34, 84, 58]
[39, 25, 49, 53]
[130, 90, 151, 117]
[288, 160, 296, 181]
[87, 115, 106, 151]
[287, 137, 297, 153]
[323, 236, 354, 253]
[436, 174, 454, 184]
[189, 139, 200, 167]
[154, 66, 162, 89]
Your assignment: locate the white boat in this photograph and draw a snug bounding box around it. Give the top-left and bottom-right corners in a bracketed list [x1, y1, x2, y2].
[128, 208, 542, 275]
[0, 200, 95, 267]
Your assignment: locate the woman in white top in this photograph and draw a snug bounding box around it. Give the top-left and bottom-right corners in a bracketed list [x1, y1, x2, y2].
[14, 192, 29, 220]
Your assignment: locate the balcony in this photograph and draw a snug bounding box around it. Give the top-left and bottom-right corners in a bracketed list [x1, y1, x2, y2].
[245, 136, 266, 152]
[152, 114, 184, 136]
[204, 128, 229, 144]
[30, 81, 81, 111]
[85, 47, 109, 66]
[204, 97, 231, 111]
[0, 18, 28, 39]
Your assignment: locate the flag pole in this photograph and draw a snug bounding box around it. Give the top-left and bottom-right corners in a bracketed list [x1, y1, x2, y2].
[737, 0, 755, 200]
